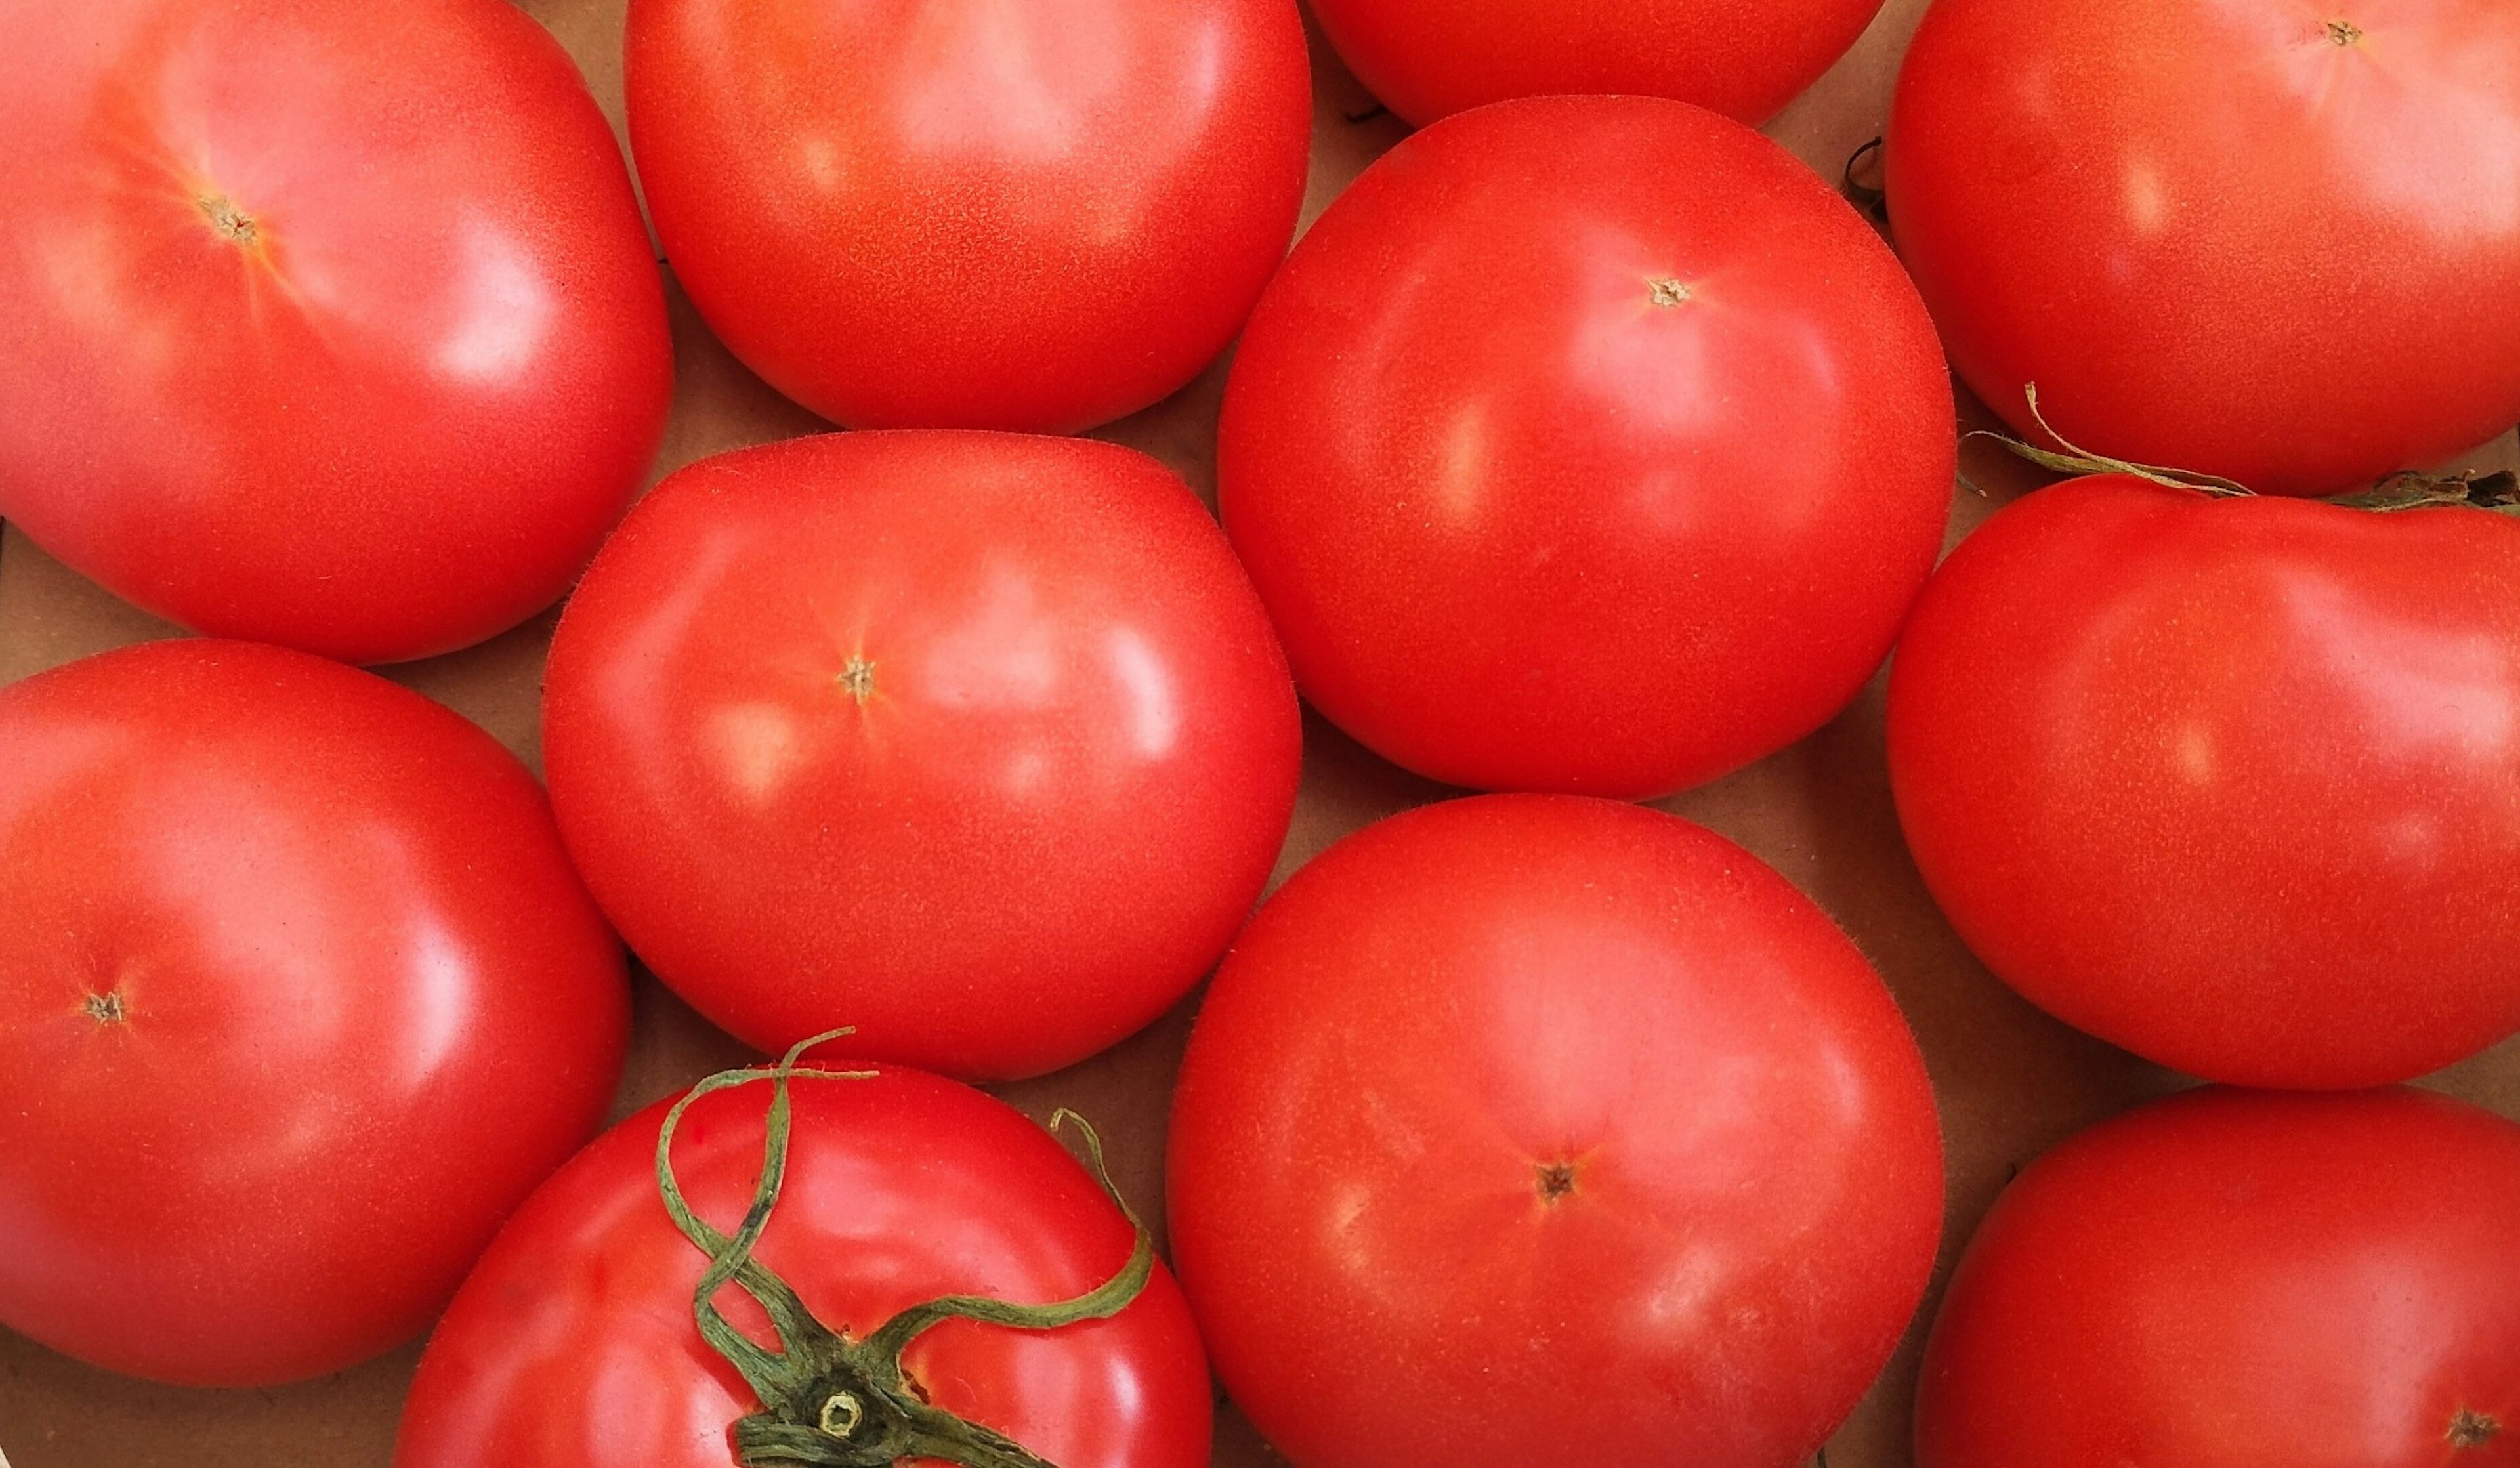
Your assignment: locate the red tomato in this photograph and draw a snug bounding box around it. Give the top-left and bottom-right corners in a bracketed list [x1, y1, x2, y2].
[1918, 1086, 2520, 1468]
[1888, 0, 2520, 497]
[0, 640, 627, 1387]
[0, 0, 671, 665]
[623, 0, 1310, 432]
[1308, 0, 1889, 126]
[1167, 795, 1944, 1468]
[543, 432, 1301, 1080]
[396, 1062, 1209, 1468]
[1219, 96, 1955, 799]
[1888, 476, 2520, 1087]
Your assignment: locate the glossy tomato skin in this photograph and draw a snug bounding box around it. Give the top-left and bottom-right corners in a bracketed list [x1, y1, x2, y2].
[0, 0, 671, 664]
[1169, 795, 1944, 1468]
[624, 0, 1309, 432]
[1918, 1087, 2520, 1468]
[1309, 0, 1887, 125]
[396, 1065, 1209, 1468]
[1889, 476, 2520, 1087]
[543, 432, 1301, 1080]
[1220, 96, 1955, 800]
[0, 640, 628, 1387]
[1889, 0, 2520, 497]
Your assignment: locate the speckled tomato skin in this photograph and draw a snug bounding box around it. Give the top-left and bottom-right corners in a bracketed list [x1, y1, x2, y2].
[0, 0, 671, 664]
[623, 0, 1311, 433]
[1309, 0, 1889, 125]
[397, 1066, 1211, 1468]
[0, 640, 629, 1387]
[1169, 795, 1944, 1468]
[1918, 1087, 2520, 1468]
[1887, 0, 2520, 497]
[1889, 476, 2520, 1088]
[543, 431, 1302, 1081]
[1219, 96, 1955, 800]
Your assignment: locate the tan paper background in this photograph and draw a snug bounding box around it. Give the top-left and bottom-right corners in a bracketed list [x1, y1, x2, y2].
[4, 1, 2517, 1463]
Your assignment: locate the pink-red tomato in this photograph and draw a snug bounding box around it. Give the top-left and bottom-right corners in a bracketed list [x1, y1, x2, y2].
[543, 432, 1301, 1081]
[0, 0, 672, 664]
[1888, 476, 2520, 1088]
[1888, 0, 2520, 497]
[1309, 0, 1889, 126]
[0, 640, 627, 1387]
[623, 0, 1310, 432]
[396, 1064, 1210, 1468]
[1168, 795, 1944, 1468]
[1219, 96, 1955, 799]
[1918, 1086, 2520, 1468]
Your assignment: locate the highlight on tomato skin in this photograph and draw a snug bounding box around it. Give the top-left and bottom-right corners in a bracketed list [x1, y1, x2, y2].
[0, 0, 674, 665]
[1887, 472, 2520, 1089]
[1167, 793, 1945, 1468]
[1916, 1085, 2520, 1468]
[0, 639, 631, 1389]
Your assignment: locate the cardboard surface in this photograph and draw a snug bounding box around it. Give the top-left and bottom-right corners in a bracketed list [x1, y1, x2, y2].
[4, 1, 2517, 1465]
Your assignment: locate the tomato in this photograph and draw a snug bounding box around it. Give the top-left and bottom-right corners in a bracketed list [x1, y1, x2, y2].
[0, 0, 671, 665]
[1887, 0, 2520, 498]
[623, 0, 1309, 433]
[1888, 475, 2520, 1087]
[1307, 0, 1889, 126]
[1218, 96, 1955, 800]
[0, 640, 627, 1387]
[1918, 1086, 2520, 1468]
[396, 1059, 1209, 1468]
[1167, 795, 1944, 1468]
[543, 431, 1301, 1080]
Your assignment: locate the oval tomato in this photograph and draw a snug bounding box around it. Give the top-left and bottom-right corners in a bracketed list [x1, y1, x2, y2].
[0, 640, 628, 1387]
[1167, 795, 1944, 1468]
[396, 1059, 1209, 1468]
[543, 431, 1301, 1081]
[623, 0, 1310, 432]
[0, 0, 672, 665]
[1918, 1086, 2520, 1468]
[1888, 475, 2520, 1087]
[1887, 0, 2520, 497]
[1308, 0, 1889, 125]
[1219, 95, 1954, 799]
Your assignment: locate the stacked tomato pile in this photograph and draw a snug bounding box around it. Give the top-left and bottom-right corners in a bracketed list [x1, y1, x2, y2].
[1, 1, 2516, 1466]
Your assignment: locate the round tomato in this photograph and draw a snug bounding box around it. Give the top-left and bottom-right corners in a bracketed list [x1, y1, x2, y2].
[396, 1059, 1209, 1468]
[543, 431, 1301, 1080]
[1308, 0, 1888, 126]
[1888, 475, 2520, 1088]
[623, 0, 1309, 433]
[0, 0, 672, 665]
[1167, 795, 1944, 1468]
[1918, 1086, 2520, 1468]
[1887, 0, 2520, 497]
[0, 640, 628, 1387]
[1218, 96, 1955, 800]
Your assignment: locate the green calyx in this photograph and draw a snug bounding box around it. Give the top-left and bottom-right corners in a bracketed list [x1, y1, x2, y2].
[1967, 383, 2519, 513]
[654, 1030, 1155, 1468]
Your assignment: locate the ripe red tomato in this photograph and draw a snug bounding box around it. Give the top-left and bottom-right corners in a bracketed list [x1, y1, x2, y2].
[1168, 795, 1944, 1468]
[1219, 96, 1955, 799]
[396, 1061, 1209, 1468]
[1888, 0, 2520, 497]
[1308, 0, 1889, 125]
[1918, 1086, 2520, 1468]
[1888, 476, 2520, 1087]
[0, 640, 627, 1387]
[0, 0, 672, 665]
[543, 431, 1301, 1081]
[623, 0, 1310, 432]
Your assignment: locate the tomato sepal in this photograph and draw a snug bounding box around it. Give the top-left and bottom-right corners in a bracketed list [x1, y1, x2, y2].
[654, 1033, 1155, 1468]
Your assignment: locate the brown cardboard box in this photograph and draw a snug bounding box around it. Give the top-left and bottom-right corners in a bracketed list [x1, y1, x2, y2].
[4, 1, 2516, 1465]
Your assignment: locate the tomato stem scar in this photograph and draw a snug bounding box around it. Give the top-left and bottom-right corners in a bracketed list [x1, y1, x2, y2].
[2326, 19, 2364, 45]
[196, 193, 258, 245]
[84, 991, 127, 1024]
[2451, 1410, 2501, 1448]
[1536, 1160, 1578, 1202]
[839, 658, 876, 704]
[1647, 278, 1691, 308]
